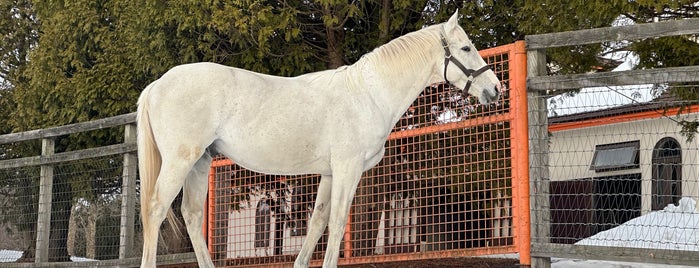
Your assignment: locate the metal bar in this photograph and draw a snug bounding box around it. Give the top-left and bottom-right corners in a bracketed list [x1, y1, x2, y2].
[343, 212, 351, 259]
[207, 163, 216, 257]
[388, 113, 510, 140]
[333, 246, 517, 267]
[508, 40, 531, 266]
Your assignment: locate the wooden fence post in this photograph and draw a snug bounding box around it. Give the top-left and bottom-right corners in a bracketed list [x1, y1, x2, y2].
[35, 138, 55, 263]
[527, 48, 552, 268]
[120, 123, 138, 259]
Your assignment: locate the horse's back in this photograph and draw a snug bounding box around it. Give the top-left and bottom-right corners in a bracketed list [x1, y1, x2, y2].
[139, 62, 351, 174]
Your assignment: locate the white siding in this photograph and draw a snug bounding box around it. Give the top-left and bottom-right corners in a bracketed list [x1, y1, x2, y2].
[549, 112, 699, 213]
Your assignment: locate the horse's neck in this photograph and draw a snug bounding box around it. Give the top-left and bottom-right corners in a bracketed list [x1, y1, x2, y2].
[353, 33, 443, 130]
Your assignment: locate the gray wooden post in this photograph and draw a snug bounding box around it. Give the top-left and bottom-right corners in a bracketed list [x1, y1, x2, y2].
[119, 123, 138, 259]
[527, 48, 552, 268]
[35, 138, 55, 263]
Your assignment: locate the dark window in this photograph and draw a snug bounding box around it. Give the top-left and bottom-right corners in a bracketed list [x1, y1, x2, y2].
[652, 137, 682, 210]
[590, 141, 640, 172]
[550, 174, 641, 244]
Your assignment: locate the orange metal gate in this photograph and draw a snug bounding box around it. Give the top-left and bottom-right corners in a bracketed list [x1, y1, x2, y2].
[205, 41, 529, 267]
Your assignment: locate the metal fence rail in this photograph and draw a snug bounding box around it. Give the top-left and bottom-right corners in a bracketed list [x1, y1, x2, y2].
[204, 41, 530, 267]
[527, 18, 699, 267]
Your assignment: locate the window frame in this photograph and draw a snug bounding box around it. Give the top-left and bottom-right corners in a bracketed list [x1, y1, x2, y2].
[590, 140, 640, 172]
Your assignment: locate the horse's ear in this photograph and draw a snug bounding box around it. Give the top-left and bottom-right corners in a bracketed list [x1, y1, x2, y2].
[445, 10, 460, 33]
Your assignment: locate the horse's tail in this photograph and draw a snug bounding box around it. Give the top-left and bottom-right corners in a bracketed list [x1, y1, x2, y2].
[137, 81, 162, 239]
[138, 82, 183, 241]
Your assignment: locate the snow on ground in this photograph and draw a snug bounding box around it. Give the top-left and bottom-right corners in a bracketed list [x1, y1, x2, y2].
[551, 258, 698, 268]
[552, 197, 699, 268]
[0, 249, 21, 262]
[577, 197, 699, 251]
[0, 249, 93, 262]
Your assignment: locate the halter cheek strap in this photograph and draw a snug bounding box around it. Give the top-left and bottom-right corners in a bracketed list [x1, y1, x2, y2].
[440, 33, 491, 92]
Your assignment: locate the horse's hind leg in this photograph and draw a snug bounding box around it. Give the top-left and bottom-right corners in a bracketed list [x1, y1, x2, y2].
[294, 175, 332, 268]
[181, 154, 214, 268]
[141, 155, 200, 267]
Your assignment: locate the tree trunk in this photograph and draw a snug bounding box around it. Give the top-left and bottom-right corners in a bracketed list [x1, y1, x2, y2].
[326, 27, 345, 68]
[323, 4, 346, 69]
[67, 205, 77, 256]
[86, 203, 98, 259]
[378, 0, 392, 45]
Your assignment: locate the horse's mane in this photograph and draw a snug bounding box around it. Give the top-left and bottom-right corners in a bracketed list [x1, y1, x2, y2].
[355, 24, 442, 75]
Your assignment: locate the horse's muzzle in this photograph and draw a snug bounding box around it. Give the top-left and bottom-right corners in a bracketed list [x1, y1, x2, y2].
[481, 85, 500, 104]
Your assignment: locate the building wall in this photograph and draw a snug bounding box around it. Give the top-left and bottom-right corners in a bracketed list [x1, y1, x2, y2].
[549, 112, 699, 213]
[225, 194, 305, 258]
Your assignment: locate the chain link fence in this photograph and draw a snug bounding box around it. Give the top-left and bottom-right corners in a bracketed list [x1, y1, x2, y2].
[527, 18, 699, 267]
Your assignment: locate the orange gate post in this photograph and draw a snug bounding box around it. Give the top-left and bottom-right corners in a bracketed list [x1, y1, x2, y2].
[508, 40, 531, 266]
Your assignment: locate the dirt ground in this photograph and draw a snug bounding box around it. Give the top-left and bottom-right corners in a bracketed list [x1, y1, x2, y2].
[339, 257, 520, 268]
[161, 257, 521, 268]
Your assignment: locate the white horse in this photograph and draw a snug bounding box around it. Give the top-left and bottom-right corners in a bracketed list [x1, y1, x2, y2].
[137, 11, 500, 268]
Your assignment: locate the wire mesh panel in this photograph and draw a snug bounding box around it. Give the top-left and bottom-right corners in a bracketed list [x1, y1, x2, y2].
[531, 77, 699, 262]
[53, 155, 125, 261]
[206, 41, 529, 267]
[0, 120, 147, 266]
[0, 151, 134, 263]
[208, 159, 321, 266]
[0, 165, 40, 262]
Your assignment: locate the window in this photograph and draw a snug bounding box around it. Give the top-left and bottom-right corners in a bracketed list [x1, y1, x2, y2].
[590, 141, 640, 172]
[652, 137, 682, 210]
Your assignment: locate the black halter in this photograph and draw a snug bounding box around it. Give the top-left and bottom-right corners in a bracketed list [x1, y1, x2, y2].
[440, 32, 491, 92]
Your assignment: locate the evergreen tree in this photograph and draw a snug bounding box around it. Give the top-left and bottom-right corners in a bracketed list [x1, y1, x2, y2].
[1, 0, 698, 260]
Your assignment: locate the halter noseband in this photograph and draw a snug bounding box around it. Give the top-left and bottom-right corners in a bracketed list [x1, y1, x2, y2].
[440, 32, 491, 92]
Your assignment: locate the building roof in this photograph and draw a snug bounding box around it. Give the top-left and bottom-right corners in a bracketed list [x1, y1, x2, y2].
[549, 91, 694, 125]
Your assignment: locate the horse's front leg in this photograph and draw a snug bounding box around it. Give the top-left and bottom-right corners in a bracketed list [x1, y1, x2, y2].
[294, 175, 332, 268]
[323, 156, 364, 268]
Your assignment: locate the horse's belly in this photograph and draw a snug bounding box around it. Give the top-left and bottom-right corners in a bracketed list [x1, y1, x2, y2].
[212, 138, 330, 176]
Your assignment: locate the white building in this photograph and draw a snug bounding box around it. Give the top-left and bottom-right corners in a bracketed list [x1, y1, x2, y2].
[547, 93, 699, 242]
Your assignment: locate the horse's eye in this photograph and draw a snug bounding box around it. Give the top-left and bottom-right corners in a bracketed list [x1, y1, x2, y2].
[461, 46, 471, 52]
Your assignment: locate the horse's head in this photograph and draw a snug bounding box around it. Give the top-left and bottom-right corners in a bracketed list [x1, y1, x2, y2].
[439, 11, 501, 104]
